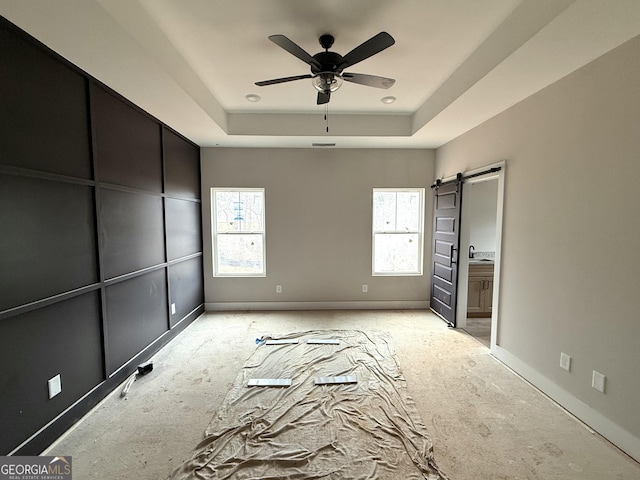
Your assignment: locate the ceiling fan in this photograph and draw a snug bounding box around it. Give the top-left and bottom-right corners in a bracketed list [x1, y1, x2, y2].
[255, 32, 396, 105]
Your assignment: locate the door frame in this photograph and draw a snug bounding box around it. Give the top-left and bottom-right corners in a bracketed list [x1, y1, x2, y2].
[440, 161, 505, 351]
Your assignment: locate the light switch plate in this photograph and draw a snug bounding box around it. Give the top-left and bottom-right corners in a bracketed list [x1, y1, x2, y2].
[592, 370, 606, 393]
[171, 303, 176, 315]
[560, 352, 571, 372]
[48, 374, 61, 399]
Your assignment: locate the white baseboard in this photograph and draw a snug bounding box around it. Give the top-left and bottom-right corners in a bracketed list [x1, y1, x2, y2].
[205, 300, 429, 311]
[493, 345, 640, 463]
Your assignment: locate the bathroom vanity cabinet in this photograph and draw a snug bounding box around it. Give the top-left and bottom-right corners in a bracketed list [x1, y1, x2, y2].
[467, 263, 494, 317]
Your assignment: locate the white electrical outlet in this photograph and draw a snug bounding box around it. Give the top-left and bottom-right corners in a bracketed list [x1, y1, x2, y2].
[592, 370, 606, 393]
[171, 303, 176, 315]
[560, 352, 571, 372]
[48, 374, 62, 399]
[276, 285, 282, 293]
[362, 284, 368, 293]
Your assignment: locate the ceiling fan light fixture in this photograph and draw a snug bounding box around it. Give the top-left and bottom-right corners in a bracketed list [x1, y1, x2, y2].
[381, 96, 396, 104]
[312, 73, 343, 93]
[245, 93, 261, 102]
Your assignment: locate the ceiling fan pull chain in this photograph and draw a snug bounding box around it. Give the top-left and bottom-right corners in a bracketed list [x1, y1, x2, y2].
[325, 104, 329, 133]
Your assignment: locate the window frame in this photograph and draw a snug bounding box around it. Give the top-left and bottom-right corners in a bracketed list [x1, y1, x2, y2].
[211, 187, 266, 277]
[372, 188, 425, 276]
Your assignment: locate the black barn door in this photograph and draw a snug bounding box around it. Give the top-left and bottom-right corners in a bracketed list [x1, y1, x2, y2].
[430, 177, 463, 326]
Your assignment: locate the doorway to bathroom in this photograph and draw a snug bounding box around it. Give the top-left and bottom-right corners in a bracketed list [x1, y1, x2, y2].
[457, 171, 500, 347]
[430, 161, 505, 346]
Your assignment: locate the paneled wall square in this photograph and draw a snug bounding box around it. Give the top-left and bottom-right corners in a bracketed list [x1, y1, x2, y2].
[105, 269, 168, 375]
[0, 25, 91, 179]
[100, 188, 165, 279]
[92, 85, 163, 193]
[0, 174, 98, 311]
[164, 128, 201, 199]
[169, 257, 204, 328]
[165, 198, 202, 261]
[0, 291, 103, 455]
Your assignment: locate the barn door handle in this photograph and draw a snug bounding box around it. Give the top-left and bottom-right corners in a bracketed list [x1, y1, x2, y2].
[450, 245, 457, 264]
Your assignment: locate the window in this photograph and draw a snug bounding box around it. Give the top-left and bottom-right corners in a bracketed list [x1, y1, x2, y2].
[211, 188, 265, 276]
[372, 188, 424, 275]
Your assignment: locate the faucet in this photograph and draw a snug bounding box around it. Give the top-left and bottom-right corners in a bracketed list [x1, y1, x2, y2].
[469, 245, 475, 258]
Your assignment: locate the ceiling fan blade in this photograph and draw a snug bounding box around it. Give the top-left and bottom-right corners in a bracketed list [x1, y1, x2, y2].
[342, 72, 395, 89]
[269, 35, 322, 69]
[317, 91, 331, 105]
[255, 74, 312, 86]
[339, 32, 395, 70]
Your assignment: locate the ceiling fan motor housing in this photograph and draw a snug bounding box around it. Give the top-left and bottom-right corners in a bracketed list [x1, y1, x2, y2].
[311, 51, 343, 75]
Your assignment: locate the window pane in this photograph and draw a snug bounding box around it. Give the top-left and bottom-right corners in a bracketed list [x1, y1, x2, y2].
[373, 191, 396, 231]
[216, 234, 264, 275]
[239, 190, 264, 232]
[215, 190, 264, 233]
[374, 233, 420, 273]
[212, 188, 265, 277]
[396, 191, 421, 231]
[215, 191, 240, 233]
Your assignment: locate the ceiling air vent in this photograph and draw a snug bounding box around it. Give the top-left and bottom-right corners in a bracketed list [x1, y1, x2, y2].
[312, 143, 336, 147]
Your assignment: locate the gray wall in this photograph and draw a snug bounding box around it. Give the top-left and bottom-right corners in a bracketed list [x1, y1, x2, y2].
[201, 148, 434, 309]
[436, 34, 640, 459]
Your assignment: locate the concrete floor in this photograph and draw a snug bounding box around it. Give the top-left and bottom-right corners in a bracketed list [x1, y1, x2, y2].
[462, 317, 491, 347]
[45, 310, 640, 479]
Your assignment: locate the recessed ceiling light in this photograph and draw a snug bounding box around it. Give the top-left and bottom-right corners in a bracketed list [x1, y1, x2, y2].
[245, 94, 261, 102]
[381, 96, 396, 104]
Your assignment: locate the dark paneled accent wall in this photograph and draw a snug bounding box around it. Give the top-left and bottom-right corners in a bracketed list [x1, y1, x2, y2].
[0, 17, 204, 455]
[0, 21, 91, 179]
[169, 257, 205, 329]
[100, 187, 166, 279]
[105, 270, 169, 375]
[92, 85, 164, 193]
[0, 175, 98, 311]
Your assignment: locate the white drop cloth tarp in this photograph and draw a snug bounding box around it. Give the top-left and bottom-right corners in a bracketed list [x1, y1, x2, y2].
[168, 330, 448, 479]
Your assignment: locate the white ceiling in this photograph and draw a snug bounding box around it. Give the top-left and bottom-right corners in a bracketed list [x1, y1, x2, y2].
[2, 0, 640, 148]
